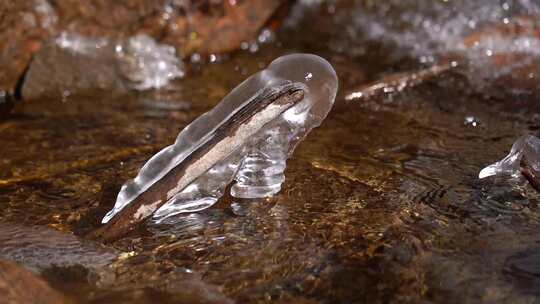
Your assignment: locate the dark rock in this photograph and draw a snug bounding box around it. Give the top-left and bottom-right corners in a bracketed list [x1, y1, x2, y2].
[163, 0, 285, 56]
[0, 90, 14, 118]
[22, 41, 127, 100]
[0, 0, 55, 92]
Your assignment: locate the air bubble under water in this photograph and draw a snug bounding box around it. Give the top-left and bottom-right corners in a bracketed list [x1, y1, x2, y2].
[103, 54, 338, 223]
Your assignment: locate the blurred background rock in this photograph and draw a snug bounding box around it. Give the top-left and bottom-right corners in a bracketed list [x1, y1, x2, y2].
[0, 0, 285, 100]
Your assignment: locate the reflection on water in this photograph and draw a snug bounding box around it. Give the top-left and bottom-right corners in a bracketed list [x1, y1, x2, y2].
[0, 222, 117, 273]
[3, 0, 540, 303]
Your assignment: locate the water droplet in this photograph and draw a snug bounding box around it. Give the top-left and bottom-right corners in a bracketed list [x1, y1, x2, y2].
[464, 116, 481, 127]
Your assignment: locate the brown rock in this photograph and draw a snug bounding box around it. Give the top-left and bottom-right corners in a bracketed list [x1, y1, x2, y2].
[165, 1, 284, 56]
[0, 258, 66, 304]
[0, 0, 56, 92]
[0, 0, 285, 98]
[21, 40, 126, 100]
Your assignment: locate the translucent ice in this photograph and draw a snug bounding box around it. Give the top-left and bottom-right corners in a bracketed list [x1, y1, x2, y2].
[345, 0, 540, 60]
[479, 135, 540, 188]
[98, 54, 337, 239]
[116, 34, 185, 90]
[55, 32, 109, 56]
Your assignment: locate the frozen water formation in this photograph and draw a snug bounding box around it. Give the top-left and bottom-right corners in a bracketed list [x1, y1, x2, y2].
[95, 54, 338, 240]
[116, 34, 185, 90]
[55, 32, 184, 90]
[479, 135, 540, 190]
[345, 0, 540, 61]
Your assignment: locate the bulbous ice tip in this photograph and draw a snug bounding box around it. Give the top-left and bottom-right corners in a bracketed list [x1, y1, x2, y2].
[478, 135, 540, 179]
[269, 53, 338, 86]
[267, 53, 338, 118]
[478, 163, 501, 179]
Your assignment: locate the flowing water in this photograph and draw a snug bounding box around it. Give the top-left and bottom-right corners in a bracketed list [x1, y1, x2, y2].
[3, 1, 540, 303]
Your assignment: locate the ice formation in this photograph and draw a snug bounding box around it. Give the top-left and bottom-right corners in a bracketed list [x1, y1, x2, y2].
[55, 32, 109, 55]
[55, 32, 184, 90]
[116, 34, 185, 90]
[479, 135, 540, 188]
[101, 53, 338, 230]
[346, 0, 540, 61]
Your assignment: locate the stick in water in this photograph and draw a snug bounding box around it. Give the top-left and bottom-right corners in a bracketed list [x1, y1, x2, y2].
[90, 83, 305, 242]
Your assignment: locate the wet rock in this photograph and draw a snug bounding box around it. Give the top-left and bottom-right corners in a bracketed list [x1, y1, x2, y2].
[22, 33, 187, 99]
[0, 258, 65, 304]
[163, 1, 284, 56]
[22, 40, 126, 100]
[0, 0, 285, 97]
[0, 0, 55, 92]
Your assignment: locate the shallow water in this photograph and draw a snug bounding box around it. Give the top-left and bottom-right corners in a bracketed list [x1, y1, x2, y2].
[3, 1, 540, 303]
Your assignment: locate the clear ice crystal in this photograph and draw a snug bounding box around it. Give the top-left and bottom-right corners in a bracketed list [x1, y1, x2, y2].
[103, 54, 338, 223]
[116, 34, 185, 90]
[479, 135, 540, 179]
[346, 0, 540, 60]
[35, 0, 58, 30]
[55, 32, 109, 55]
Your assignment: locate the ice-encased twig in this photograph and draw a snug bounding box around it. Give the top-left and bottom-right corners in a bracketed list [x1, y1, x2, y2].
[92, 83, 305, 241]
[95, 54, 338, 241]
